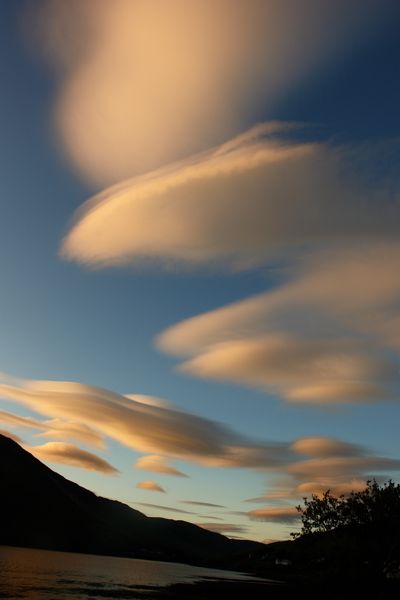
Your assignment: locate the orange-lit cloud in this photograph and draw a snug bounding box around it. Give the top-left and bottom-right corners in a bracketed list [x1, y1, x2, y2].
[0, 409, 46, 430]
[248, 506, 299, 523]
[294, 479, 367, 498]
[134, 455, 188, 477]
[287, 456, 400, 480]
[2, 375, 399, 503]
[31, 1, 388, 186]
[158, 243, 400, 404]
[136, 480, 166, 493]
[29, 441, 118, 474]
[0, 429, 23, 444]
[290, 437, 363, 457]
[245, 443, 400, 507]
[0, 408, 104, 448]
[36, 419, 105, 448]
[0, 374, 288, 468]
[60, 127, 400, 270]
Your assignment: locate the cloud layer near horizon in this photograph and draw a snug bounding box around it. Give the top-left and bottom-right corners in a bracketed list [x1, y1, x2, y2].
[32, 0, 390, 187]
[0, 408, 104, 448]
[248, 506, 299, 523]
[60, 126, 400, 270]
[136, 480, 166, 493]
[0, 375, 288, 468]
[1, 375, 400, 520]
[134, 455, 188, 478]
[30, 441, 118, 474]
[158, 243, 400, 404]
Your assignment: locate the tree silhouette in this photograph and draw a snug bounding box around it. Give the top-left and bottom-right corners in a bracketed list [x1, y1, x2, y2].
[293, 479, 400, 538]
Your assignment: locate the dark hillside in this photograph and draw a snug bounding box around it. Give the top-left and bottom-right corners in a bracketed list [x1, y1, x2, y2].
[0, 434, 262, 565]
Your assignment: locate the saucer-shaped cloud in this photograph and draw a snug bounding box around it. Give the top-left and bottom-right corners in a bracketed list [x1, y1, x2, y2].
[2, 374, 399, 502]
[197, 523, 248, 534]
[287, 456, 400, 480]
[245, 437, 400, 505]
[33, 1, 387, 186]
[136, 480, 166, 493]
[135, 455, 188, 477]
[290, 437, 363, 457]
[0, 409, 104, 448]
[181, 500, 225, 508]
[36, 419, 105, 448]
[248, 506, 299, 523]
[295, 479, 367, 497]
[158, 243, 400, 404]
[29, 442, 118, 474]
[134, 503, 196, 516]
[0, 374, 288, 469]
[61, 128, 400, 270]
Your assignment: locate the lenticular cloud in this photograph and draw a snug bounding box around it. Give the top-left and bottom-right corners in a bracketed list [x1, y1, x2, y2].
[61, 127, 400, 270]
[34, 0, 388, 186]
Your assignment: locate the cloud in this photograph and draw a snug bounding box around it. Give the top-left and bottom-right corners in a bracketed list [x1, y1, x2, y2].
[0, 409, 104, 448]
[290, 437, 363, 457]
[294, 479, 368, 497]
[60, 125, 400, 270]
[29, 441, 118, 474]
[31, 0, 390, 187]
[197, 523, 248, 534]
[158, 243, 400, 404]
[0, 374, 288, 469]
[36, 419, 105, 448]
[180, 500, 225, 508]
[0, 409, 47, 430]
[133, 502, 196, 515]
[0, 429, 23, 444]
[248, 506, 299, 523]
[134, 455, 188, 477]
[287, 456, 400, 480]
[245, 438, 400, 506]
[2, 375, 399, 503]
[136, 480, 166, 493]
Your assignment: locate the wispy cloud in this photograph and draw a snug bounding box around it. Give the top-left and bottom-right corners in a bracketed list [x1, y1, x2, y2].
[2, 374, 399, 505]
[31, 1, 389, 186]
[0, 408, 104, 448]
[248, 506, 299, 523]
[158, 243, 400, 404]
[0, 409, 47, 430]
[61, 127, 400, 270]
[133, 502, 196, 515]
[134, 455, 188, 477]
[36, 419, 105, 448]
[0, 375, 288, 468]
[29, 441, 118, 474]
[0, 429, 23, 444]
[136, 480, 166, 493]
[180, 500, 225, 508]
[290, 437, 364, 457]
[243, 437, 400, 520]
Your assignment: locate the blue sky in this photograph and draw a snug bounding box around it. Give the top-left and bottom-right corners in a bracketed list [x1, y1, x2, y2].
[1, 0, 400, 542]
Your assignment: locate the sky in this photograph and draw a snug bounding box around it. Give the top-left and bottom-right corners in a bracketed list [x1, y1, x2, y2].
[1, 0, 400, 543]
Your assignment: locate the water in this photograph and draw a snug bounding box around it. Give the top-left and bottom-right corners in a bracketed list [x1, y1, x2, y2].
[0, 546, 261, 599]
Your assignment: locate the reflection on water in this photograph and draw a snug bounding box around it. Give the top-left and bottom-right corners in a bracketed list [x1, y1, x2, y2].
[0, 546, 257, 599]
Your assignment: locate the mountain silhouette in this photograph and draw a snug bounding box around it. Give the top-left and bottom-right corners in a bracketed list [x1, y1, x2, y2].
[0, 434, 261, 564]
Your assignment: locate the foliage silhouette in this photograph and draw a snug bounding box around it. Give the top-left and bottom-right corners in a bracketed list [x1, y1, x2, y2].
[293, 479, 400, 538]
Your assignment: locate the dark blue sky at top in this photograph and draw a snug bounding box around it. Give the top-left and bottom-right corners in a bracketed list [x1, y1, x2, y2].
[0, 0, 400, 451]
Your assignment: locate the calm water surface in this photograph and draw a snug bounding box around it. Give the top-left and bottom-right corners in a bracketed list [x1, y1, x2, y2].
[0, 546, 260, 599]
